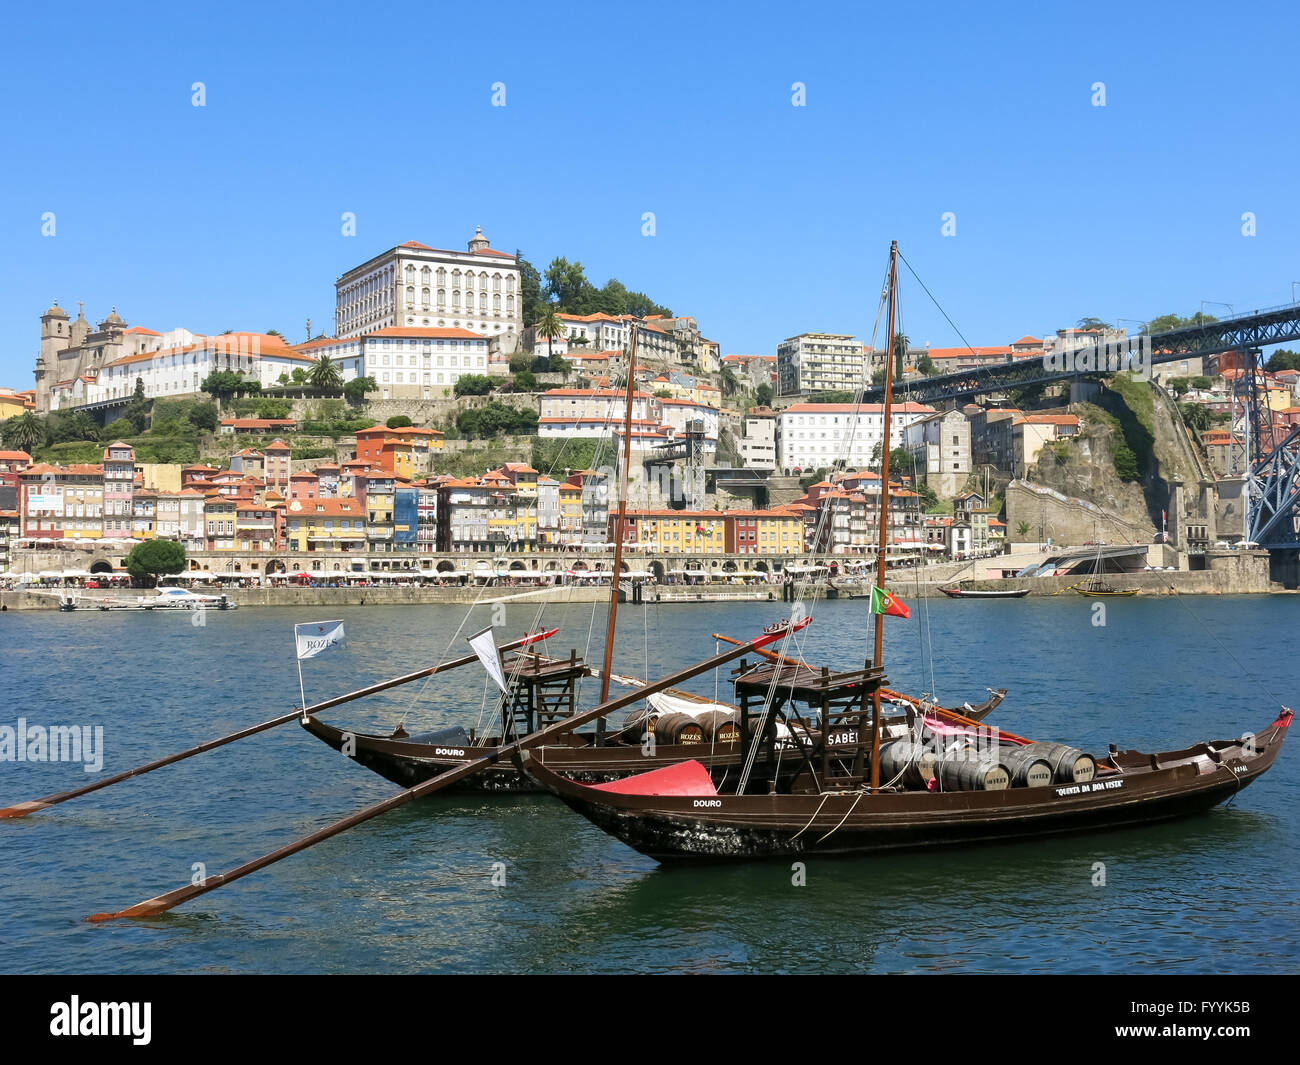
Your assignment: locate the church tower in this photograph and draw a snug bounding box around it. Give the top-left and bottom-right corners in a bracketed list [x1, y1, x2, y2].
[468, 225, 490, 253]
[36, 301, 71, 411]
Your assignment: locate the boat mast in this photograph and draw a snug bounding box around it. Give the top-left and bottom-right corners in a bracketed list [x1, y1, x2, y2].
[599, 326, 639, 710]
[869, 241, 899, 792]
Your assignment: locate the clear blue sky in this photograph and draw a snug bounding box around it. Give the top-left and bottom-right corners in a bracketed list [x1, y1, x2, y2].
[2, 0, 1297, 386]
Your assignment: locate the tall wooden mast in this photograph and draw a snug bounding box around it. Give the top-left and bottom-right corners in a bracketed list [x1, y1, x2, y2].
[599, 327, 639, 717]
[869, 241, 899, 792]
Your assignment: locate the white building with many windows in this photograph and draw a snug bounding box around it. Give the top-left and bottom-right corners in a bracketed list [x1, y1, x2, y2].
[776, 402, 935, 473]
[334, 227, 522, 358]
[295, 327, 490, 398]
[777, 333, 869, 396]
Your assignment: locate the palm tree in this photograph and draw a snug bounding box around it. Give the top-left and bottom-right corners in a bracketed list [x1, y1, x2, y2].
[537, 305, 564, 365]
[3, 411, 44, 453]
[308, 354, 344, 393]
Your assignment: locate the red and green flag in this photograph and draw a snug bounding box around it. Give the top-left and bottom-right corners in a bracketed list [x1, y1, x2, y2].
[869, 586, 910, 619]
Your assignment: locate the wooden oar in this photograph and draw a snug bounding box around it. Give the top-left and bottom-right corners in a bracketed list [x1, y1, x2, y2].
[85, 617, 810, 922]
[711, 631, 1035, 746]
[1, 629, 557, 820]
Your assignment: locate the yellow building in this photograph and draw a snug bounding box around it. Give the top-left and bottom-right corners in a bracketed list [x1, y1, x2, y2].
[623, 510, 726, 554]
[0, 388, 35, 420]
[284, 497, 366, 553]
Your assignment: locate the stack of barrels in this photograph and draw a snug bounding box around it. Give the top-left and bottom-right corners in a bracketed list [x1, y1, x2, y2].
[879, 737, 1097, 792]
[620, 707, 742, 746]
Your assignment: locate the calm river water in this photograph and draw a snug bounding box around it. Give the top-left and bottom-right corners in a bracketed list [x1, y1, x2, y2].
[2, 594, 1296, 973]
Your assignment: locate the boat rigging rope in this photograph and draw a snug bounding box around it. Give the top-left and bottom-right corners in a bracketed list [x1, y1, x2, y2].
[815, 790, 866, 844]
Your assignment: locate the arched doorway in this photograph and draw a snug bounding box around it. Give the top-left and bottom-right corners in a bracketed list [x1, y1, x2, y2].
[266, 559, 287, 575]
[89, 559, 113, 574]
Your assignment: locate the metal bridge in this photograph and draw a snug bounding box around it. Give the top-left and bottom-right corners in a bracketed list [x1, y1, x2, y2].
[857, 302, 1300, 556]
[860, 302, 1300, 406]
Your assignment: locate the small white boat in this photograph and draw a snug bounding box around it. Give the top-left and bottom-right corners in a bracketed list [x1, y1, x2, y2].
[137, 587, 237, 610]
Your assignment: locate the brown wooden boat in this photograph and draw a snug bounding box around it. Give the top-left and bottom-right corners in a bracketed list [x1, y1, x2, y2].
[521, 708, 1292, 860]
[518, 240, 1293, 863]
[298, 646, 1008, 793]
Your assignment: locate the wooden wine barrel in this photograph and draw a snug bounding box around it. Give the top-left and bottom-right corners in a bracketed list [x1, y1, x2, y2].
[879, 740, 938, 788]
[937, 754, 1011, 791]
[620, 709, 658, 739]
[694, 710, 740, 743]
[653, 712, 706, 745]
[1022, 742, 1096, 784]
[999, 745, 1055, 788]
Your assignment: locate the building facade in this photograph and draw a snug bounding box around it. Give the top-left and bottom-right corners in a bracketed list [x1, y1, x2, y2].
[334, 227, 522, 350]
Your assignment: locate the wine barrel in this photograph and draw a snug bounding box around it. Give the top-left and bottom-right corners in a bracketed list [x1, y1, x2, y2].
[620, 709, 658, 740]
[936, 753, 1011, 791]
[999, 745, 1054, 788]
[1022, 742, 1096, 784]
[694, 710, 740, 743]
[653, 712, 706, 745]
[879, 740, 938, 788]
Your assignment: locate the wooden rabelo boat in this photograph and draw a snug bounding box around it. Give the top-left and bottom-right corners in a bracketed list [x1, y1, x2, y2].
[941, 580, 1030, 599]
[1075, 576, 1138, 597]
[517, 242, 1293, 861]
[298, 646, 1008, 793]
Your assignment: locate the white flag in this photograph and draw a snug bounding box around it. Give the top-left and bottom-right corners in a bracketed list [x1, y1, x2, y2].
[468, 627, 508, 693]
[295, 620, 346, 660]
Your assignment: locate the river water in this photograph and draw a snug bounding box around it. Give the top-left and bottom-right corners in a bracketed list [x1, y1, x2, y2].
[2, 594, 1296, 973]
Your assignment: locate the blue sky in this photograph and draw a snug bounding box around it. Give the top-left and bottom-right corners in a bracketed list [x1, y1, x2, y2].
[1, 0, 1297, 386]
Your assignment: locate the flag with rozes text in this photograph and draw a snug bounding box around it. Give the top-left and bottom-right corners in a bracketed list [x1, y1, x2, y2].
[295, 620, 346, 659]
[869, 587, 910, 619]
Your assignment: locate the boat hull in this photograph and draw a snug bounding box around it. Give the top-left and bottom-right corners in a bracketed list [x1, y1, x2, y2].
[524, 713, 1291, 861]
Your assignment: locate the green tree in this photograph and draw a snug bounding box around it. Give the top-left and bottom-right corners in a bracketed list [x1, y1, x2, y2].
[720, 366, 740, 397]
[917, 353, 936, 376]
[755, 383, 774, 407]
[1076, 317, 1112, 331]
[1113, 443, 1140, 482]
[291, 368, 308, 385]
[1265, 348, 1300, 372]
[125, 539, 186, 587]
[123, 377, 153, 433]
[202, 370, 256, 407]
[307, 354, 344, 393]
[513, 370, 537, 391]
[516, 251, 546, 327]
[544, 257, 598, 312]
[1178, 402, 1212, 432]
[536, 304, 564, 364]
[456, 402, 538, 439]
[1169, 377, 1191, 395]
[343, 375, 376, 405]
[893, 333, 910, 380]
[386, 415, 413, 428]
[1145, 311, 1218, 335]
[549, 355, 571, 379]
[189, 401, 219, 432]
[2, 411, 44, 452]
[453, 374, 496, 397]
[103, 418, 136, 440]
[257, 398, 292, 419]
[267, 329, 283, 339]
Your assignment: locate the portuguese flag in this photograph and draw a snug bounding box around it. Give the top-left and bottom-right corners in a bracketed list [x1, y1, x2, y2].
[869, 586, 910, 619]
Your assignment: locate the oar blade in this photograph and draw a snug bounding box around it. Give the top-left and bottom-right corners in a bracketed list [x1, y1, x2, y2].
[0, 800, 52, 819]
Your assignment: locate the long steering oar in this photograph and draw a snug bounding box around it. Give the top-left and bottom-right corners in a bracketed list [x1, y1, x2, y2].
[1, 629, 557, 820]
[85, 617, 810, 922]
